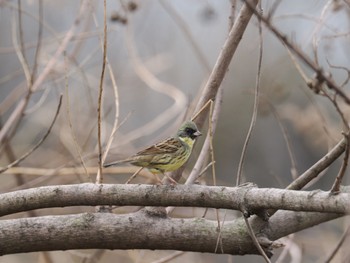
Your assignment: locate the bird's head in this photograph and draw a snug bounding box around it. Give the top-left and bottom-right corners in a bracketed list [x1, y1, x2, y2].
[177, 121, 202, 140]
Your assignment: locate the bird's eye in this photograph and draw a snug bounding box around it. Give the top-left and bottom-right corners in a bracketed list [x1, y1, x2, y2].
[185, 127, 195, 134]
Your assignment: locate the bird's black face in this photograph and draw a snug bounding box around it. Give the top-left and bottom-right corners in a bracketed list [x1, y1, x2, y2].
[184, 127, 201, 140]
[177, 121, 202, 140]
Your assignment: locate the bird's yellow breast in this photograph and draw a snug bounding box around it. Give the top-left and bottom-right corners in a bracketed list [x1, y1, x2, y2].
[179, 136, 195, 148]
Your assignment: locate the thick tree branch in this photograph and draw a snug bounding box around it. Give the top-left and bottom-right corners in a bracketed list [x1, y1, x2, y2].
[0, 209, 341, 256]
[1, 183, 350, 217]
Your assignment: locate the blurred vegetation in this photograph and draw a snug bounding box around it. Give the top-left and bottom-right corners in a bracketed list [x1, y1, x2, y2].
[1, 0, 350, 262]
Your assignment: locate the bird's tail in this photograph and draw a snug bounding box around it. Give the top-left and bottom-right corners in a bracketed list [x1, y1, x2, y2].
[103, 158, 131, 168]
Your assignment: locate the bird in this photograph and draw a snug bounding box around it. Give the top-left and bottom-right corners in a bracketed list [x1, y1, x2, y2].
[103, 121, 202, 182]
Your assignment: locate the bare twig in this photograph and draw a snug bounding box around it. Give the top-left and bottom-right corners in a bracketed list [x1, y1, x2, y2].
[330, 132, 350, 193]
[96, 0, 107, 184]
[15, 0, 31, 87]
[243, 0, 350, 105]
[168, 0, 259, 185]
[30, 0, 43, 83]
[236, 4, 263, 186]
[286, 137, 347, 191]
[186, 93, 222, 184]
[125, 19, 187, 143]
[261, 96, 299, 180]
[243, 216, 271, 263]
[0, 95, 63, 174]
[194, 0, 260, 128]
[238, 5, 271, 261]
[324, 225, 350, 263]
[159, 0, 211, 72]
[0, 1, 89, 145]
[125, 167, 144, 184]
[64, 58, 91, 182]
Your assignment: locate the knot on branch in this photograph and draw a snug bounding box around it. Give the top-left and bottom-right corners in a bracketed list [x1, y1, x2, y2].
[307, 71, 328, 94]
[237, 182, 270, 221]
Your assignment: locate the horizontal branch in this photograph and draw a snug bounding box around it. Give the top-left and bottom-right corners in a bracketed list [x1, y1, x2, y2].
[0, 208, 340, 256]
[1, 183, 350, 216]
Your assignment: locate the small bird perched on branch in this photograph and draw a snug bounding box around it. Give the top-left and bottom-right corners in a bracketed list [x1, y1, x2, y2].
[103, 121, 202, 182]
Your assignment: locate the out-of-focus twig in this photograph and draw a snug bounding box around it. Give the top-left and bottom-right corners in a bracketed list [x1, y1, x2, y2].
[125, 20, 187, 143]
[243, 0, 350, 105]
[194, 0, 260, 128]
[159, 0, 211, 72]
[324, 225, 350, 263]
[167, 0, 260, 185]
[64, 58, 91, 182]
[236, 4, 263, 186]
[238, 5, 271, 261]
[0, 95, 63, 174]
[0, 1, 89, 146]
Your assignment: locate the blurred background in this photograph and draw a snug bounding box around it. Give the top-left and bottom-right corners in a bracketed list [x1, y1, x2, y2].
[1, 0, 350, 262]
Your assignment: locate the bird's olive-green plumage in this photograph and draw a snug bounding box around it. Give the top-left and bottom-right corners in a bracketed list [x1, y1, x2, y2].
[104, 121, 201, 173]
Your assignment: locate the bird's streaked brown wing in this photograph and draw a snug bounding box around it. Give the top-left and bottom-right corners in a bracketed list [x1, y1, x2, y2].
[135, 137, 181, 156]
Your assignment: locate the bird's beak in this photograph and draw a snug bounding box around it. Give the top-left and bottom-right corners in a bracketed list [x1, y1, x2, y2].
[194, 131, 202, 137]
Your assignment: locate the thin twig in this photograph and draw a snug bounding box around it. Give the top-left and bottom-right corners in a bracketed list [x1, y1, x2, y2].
[90, 10, 121, 164]
[64, 56, 91, 182]
[186, 92, 222, 184]
[330, 132, 350, 193]
[260, 95, 299, 180]
[239, 5, 271, 261]
[0, 95, 63, 174]
[96, 0, 107, 184]
[320, 89, 350, 193]
[30, 0, 43, 83]
[15, 0, 31, 87]
[124, 19, 186, 143]
[324, 225, 350, 263]
[194, 0, 260, 128]
[0, 1, 89, 145]
[125, 167, 144, 184]
[243, 0, 350, 105]
[206, 99, 223, 253]
[243, 216, 271, 263]
[236, 3, 263, 186]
